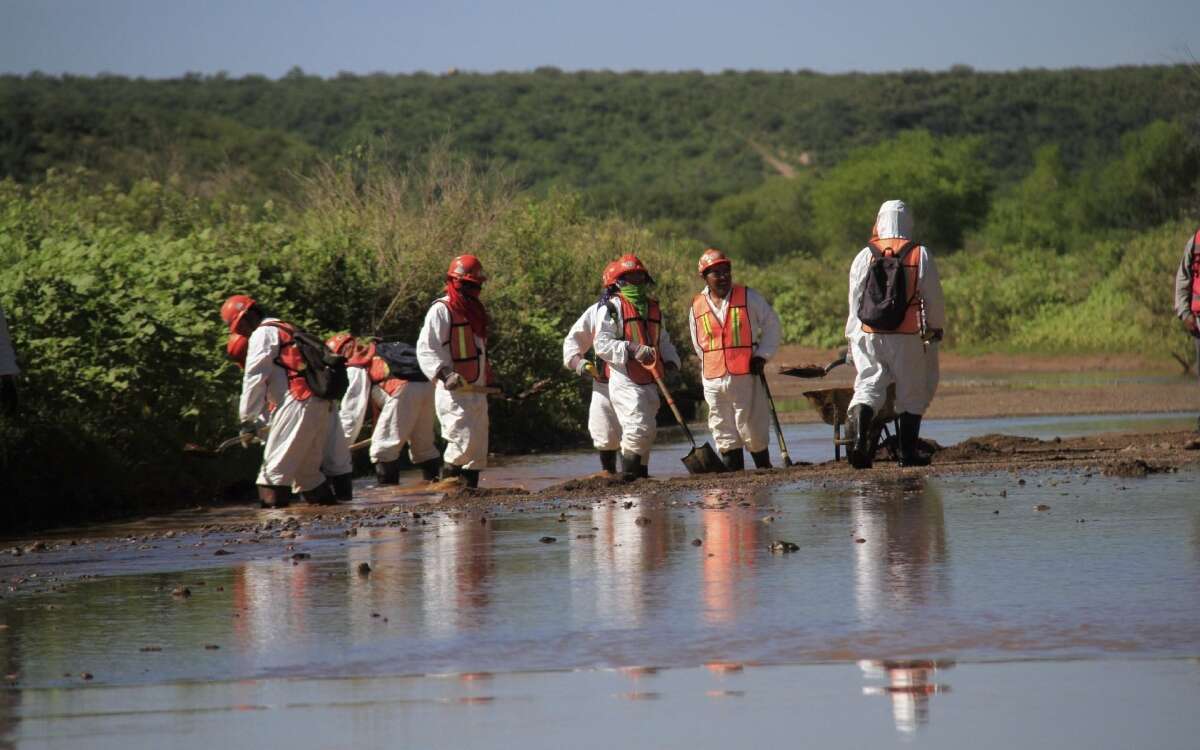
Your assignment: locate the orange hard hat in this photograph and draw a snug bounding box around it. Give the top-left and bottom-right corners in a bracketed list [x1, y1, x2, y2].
[447, 254, 487, 284]
[325, 332, 356, 357]
[220, 294, 257, 333]
[602, 260, 624, 288]
[613, 253, 653, 284]
[226, 333, 249, 369]
[698, 248, 731, 276]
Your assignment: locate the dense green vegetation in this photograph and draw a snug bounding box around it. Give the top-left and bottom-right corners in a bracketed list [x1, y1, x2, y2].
[1, 66, 1197, 529]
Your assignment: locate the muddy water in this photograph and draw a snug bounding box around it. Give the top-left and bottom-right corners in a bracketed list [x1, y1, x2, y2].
[3, 457, 1200, 746]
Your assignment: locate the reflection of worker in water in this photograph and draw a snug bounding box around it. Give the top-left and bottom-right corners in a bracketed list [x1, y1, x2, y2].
[423, 516, 495, 635]
[581, 501, 672, 629]
[852, 477, 949, 620]
[700, 489, 760, 624]
[860, 658, 954, 734]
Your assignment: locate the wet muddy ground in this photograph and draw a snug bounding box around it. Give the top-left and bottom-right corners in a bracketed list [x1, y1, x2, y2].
[2, 410, 1199, 747]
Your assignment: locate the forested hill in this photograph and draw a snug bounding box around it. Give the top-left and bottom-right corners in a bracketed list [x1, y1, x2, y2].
[2, 65, 1196, 221]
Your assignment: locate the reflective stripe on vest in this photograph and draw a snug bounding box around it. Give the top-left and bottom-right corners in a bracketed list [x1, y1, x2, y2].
[692, 284, 753, 378]
[1191, 229, 1200, 315]
[436, 299, 482, 383]
[861, 240, 922, 335]
[262, 321, 313, 401]
[367, 356, 405, 397]
[616, 295, 664, 385]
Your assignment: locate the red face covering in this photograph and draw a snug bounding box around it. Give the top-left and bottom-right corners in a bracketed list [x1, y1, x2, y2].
[445, 278, 488, 339]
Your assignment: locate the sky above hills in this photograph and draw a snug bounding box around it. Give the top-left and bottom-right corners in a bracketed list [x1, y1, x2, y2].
[2, 0, 1198, 78]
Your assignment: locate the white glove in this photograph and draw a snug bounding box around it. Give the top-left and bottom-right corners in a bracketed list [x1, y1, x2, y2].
[442, 371, 465, 391]
[626, 342, 655, 365]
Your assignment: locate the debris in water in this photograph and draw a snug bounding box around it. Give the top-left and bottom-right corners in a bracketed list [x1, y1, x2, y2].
[855, 538, 866, 544]
[1018, 478, 1026, 485]
[1103, 459, 1152, 478]
[769, 541, 799, 553]
[635, 516, 651, 526]
[623, 501, 634, 509]
[357, 562, 371, 576]
[213, 549, 231, 556]
[80, 672, 93, 680]
[761, 516, 775, 524]
[171, 586, 191, 598]
[539, 536, 557, 544]
[203, 644, 220, 650]
[1035, 504, 1051, 512]
[691, 539, 703, 546]
[290, 552, 311, 560]
[139, 646, 162, 652]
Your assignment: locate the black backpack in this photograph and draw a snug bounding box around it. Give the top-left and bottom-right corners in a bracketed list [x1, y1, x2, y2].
[857, 241, 918, 331]
[265, 322, 349, 400]
[375, 341, 429, 382]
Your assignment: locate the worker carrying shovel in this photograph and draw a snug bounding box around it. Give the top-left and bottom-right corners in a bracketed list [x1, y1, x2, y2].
[593, 254, 682, 481]
[562, 260, 625, 475]
[687, 249, 782, 470]
[844, 200, 945, 469]
[417, 255, 494, 489]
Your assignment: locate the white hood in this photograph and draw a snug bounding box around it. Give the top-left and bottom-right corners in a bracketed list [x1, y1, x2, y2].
[874, 200, 913, 240]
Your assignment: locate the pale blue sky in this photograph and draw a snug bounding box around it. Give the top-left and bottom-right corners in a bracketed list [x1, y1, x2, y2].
[1, 0, 1197, 78]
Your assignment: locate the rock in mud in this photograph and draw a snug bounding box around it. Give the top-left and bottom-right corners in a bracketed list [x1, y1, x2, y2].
[24, 541, 47, 554]
[691, 538, 703, 546]
[290, 552, 311, 561]
[1184, 438, 1200, 450]
[203, 644, 220, 650]
[1103, 459, 1152, 478]
[6, 547, 20, 557]
[1035, 504, 1051, 511]
[539, 536, 557, 544]
[171, 586, 191, 598]
[855, 538, 866, 544]
[357, 562, 371, 576]
[769, 541, 799, 553]
[623, 501, 634, 509]
[635, 516, 651, 526]
[80, 672, 93, 680]
[140, 646, 162, 652]
[213, 549, 231, 556]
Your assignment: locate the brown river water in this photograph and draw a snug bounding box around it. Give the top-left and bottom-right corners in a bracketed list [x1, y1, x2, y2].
[2, 412, 1199, 748]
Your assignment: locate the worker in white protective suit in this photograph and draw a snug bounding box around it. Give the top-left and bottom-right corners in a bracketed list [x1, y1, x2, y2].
[593, 254, 682, 482]
[562, 260, 625, 474]
[688, 248, 783, 470]
[221, 294, 337, 507]
[844, 200, 945, 468]
[417, 255, 493, 489]
[328, 333, 441, 486]
[0, 304, 20, 417]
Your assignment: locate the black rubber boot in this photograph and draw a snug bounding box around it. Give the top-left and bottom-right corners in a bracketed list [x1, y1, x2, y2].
[720, 448, 745, 471]
[620, 452, 642, 482]
[750, 449, 772, 469]
[462, 469, 480, 489]
[300, 480, 337, 505]
[847, 404, 875, 469]
[419, 458, 442, 481]
[598, 450, 618, 474]
[440, 463, 464, 481]
[374, 459, 401, 485]
[256, 484, 291, 509]
[639, 457, 649, 479]
[898, 413, 931, 467]
[330, 473, 354, 502]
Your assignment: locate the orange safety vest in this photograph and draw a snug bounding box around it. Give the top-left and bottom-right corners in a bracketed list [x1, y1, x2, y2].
[366, 356, 406, 397]
[1191, 229, 1200, 315]
[861, 239, 922, 335]
[692, 284, 754, 379]
[436, 299, 483, 383]
[615, 295, 665, 385]
[262, 321, 313, 401]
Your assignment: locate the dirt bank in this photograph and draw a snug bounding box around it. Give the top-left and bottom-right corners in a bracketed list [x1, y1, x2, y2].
[768, 347, 1200, 422]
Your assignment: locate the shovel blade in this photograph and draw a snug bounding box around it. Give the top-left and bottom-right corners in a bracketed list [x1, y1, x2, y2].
[681, 442, 728, 474]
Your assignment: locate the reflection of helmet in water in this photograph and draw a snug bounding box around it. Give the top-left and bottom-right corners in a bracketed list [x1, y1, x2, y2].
[226, 333, 249, 368]
[697, 248, 731, 276]
[613, 253, 653, 284]
[220, 294, 257, 333]
[447, 254, 487, 284]
[873, 200, 914, 240]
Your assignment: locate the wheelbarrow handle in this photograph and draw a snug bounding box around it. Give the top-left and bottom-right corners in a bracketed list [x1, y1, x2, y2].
[647, 358, 699, 449]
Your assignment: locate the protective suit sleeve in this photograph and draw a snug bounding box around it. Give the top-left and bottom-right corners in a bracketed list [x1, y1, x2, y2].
[338, 367, 371, 442]
[593, 302, 629, 366]
[239, 324, 280, 423]
[688, 300, 704, 360]
[1176, 234, 1197, 319]
[845, 248, 871, 339]
[562, 306, 596, 371]
[416, 301, 453, 381]
[918, 248, 946, 331]
[748, 287, 782, 361]
[0, 306, 19, 376]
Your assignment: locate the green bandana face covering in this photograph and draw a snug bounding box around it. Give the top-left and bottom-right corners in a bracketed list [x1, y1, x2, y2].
[619, 283, 649, 319]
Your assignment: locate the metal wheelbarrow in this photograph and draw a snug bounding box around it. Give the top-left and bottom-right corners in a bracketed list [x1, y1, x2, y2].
[800, 384, 899, 462]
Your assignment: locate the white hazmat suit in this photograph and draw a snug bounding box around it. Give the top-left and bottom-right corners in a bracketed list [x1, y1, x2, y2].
[417, 298, 489, 470]
[335, 362, 439, 466]
[688, 285, 782, 454]
[562, 303, 621, 451]
[593, 298, 681, 462]
[845, 201, 945, 416]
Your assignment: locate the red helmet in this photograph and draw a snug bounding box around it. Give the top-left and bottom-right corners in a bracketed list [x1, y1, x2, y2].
[325, 332, 356, 357]
[226, 333, 249, 369]
[602, 260, 623, 288]
[447, 255, 487, 284]
[613, 254, 653, 284]
[698, 248, 731, 276]
[220, 294, 257, 333]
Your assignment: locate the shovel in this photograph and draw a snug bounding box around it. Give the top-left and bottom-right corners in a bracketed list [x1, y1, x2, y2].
[648, 362, 726, 475]
[779, 350, 848, 379]
[759, 373, 793, 467]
